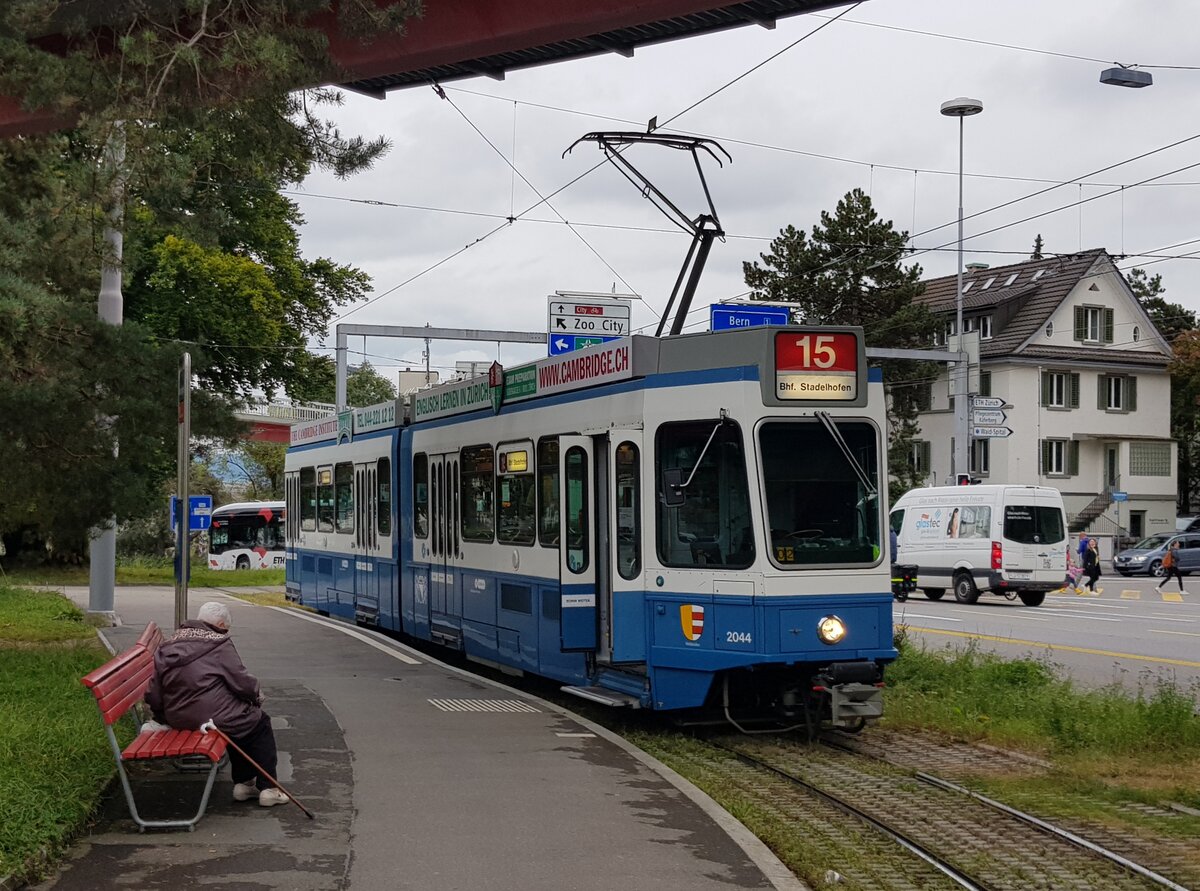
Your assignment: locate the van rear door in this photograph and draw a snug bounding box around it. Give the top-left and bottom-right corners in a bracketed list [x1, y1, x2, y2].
[1001, 491, 1066, 583]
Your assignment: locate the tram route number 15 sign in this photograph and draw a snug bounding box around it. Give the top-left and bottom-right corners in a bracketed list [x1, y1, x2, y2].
[774, 331, 859, 400]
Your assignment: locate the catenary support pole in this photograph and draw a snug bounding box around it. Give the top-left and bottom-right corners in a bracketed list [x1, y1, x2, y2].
[175, 352, 191, 630]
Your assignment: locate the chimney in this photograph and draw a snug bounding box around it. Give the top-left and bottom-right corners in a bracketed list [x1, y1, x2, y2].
[965, 262, 989, 272]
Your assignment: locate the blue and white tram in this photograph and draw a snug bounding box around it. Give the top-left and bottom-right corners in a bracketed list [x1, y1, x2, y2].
[285, 326, 896, 727]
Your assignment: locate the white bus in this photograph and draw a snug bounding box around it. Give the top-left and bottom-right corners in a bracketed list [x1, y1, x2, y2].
[207, 501, 286, 570]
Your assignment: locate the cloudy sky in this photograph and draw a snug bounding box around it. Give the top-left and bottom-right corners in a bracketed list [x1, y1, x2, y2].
[291, 0, 1200, 384]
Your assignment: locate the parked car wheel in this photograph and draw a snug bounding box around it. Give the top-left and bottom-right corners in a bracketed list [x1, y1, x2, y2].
[1018, 591, 1046, 607]
[953, 573, 980, 604]
[923, 588, 946, 601]
[1149, 559, 1164, 577]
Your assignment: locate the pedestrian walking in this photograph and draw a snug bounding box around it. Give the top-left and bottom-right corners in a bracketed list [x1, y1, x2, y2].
[1077, 532, 1090, 567]
[1157, 540, 1185, 594]
[1082, 538, 1102, 592]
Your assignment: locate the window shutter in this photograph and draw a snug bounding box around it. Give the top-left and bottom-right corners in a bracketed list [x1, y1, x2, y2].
[1104, 308, 1114, 343]
[1074, 306, 1086, 341]
[1041, 371, 1050, 406]
[1098, 375, 1108, 410]
[1068, 440, 1080, 476]
[979, 371, 992, 397]
[1040, 440, 1049, 474]
[921, 441, 931, 473]
[1128, 376, 1137, 411]
[1069, 373, 1080, 408]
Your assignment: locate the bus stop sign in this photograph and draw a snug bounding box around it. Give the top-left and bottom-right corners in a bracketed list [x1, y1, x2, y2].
[170, 495, 213, 531]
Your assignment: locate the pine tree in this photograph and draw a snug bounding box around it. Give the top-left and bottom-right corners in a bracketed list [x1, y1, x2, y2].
[1031, 234, 1045, 260]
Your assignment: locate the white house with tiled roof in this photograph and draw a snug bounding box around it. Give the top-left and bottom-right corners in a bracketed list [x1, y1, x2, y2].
[910, 249, 1176, 539]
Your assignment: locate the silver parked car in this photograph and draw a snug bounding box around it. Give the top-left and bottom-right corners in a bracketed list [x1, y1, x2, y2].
[1113, 532, 1198, 577]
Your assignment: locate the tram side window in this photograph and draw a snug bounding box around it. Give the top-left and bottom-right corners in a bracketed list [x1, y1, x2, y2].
[377, 457, 392, 536]
[460, 445, 495, 542]
[300, 467, 316, 532]
[412, 454, 428, 538]
[317, 467, 334, 532]
[497, 446, 535, 545]
[616, 442, 641, 579]
[335, 462, 354, 534]
[760, 420, 880, 566]
[537, 438, 560, 547]
[656, 420, 753, 569]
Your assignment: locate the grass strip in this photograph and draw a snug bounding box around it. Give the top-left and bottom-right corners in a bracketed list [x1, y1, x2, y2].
[2, 559, 283, 588]
[0, 587, 115, 883]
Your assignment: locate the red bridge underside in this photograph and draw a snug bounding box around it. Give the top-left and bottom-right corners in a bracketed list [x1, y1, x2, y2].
[0, 0, 841, 137]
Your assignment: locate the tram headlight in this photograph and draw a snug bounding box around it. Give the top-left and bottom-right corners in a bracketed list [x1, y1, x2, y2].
[816, 615, 847, 645]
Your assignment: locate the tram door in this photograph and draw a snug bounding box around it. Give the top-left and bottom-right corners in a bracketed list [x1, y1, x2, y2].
[352, 462, 378, 623]
[559, 436, 601, 652]
[429, 453, 461, 643]
[609, 434, 644, 663]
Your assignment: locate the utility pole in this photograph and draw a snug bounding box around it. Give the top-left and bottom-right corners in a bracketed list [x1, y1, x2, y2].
[87, 122, 125, 620]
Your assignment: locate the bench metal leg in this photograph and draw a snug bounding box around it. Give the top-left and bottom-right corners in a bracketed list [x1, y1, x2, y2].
[106, 727, 221, 831]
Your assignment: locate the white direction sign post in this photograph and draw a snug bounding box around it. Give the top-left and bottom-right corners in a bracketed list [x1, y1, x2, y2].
[972, 425, 1013, 438]
[971, 409, 1007, 426]
[548, 295, 631, 355]
[971, 396, 1005, 409]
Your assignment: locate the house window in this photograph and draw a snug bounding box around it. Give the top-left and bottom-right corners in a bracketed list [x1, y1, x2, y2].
[1040, 439, 1079, 476]
[1099, 374, 1137, 412]
[1075, 305, 1114, 343]
[970, 439, 990, 475]
[1032, 269, 1046, 281]
[1041, 371, 1079, 409]
[963, 317, 975, 333]
[1045, 321, 1053, 337]
[979, 315, 993, 339]
[914, 381, 933, 411]
[961, 282, 973, 294]
[945, 319, 958, 339]
[1004, 273, 1019, 286]
[1129, 442, 1169, 476]
[982, 276, 996, 290]
[1133, 325, 1140, 343]
[910, 440, 931, 475]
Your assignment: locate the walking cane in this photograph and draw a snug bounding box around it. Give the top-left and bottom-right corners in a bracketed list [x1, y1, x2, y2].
[200, 720, 315, 820]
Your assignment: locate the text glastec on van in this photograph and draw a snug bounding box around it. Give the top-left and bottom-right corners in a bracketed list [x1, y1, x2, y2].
[889, 485, 1067, 607]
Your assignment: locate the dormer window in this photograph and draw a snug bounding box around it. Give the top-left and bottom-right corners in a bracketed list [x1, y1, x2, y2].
[961, 282, 973, 294]
[1004, 273, 1019, 286]
[982, 277, 996, 290]
[1074, 305, 1113, 344]
[979, 315, 993, 340]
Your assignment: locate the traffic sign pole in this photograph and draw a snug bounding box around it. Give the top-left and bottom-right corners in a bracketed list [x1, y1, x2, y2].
[175, 352, 191, 630]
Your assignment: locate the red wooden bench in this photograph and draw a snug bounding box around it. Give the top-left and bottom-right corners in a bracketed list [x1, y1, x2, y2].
[80, 622, 228, 831]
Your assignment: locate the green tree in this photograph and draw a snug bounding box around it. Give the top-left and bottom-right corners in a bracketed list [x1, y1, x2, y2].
[743, 188, 939, 499]
[1127, 267, 1196, 342]
[301, 359, 397, 406]
[217, 442, 287, 501]
[0, 1, 419, 554]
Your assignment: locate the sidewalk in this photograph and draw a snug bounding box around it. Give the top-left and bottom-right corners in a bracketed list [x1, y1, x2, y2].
[33, 586, 803, 891]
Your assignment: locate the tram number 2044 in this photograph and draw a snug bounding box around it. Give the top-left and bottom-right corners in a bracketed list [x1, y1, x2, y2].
[725, 631, 753, 644]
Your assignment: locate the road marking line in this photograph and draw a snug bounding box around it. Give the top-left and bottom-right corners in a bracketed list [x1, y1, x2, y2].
[1150, 629, 1200, 638]
[1121, 590, 1141, 599]
[896, 612, 963, 622]
[1148, 614, 1196, 622]
[556, 732, 597, 738]
[1161, 592, 1185, 603]
[906, 626, 1200, 669]
[265, 605, 422, 664]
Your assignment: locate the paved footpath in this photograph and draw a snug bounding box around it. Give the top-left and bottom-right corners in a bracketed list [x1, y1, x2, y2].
[32, 586, 803, 891]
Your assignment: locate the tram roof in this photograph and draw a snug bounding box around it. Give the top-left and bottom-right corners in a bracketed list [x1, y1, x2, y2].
[289, 327, 869, 446]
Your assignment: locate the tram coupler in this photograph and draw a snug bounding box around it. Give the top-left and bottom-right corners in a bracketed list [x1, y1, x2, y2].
[813, 661, 884, 728]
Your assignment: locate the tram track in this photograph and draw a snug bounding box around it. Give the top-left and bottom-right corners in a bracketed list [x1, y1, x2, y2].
[708, 735, 1176, 891]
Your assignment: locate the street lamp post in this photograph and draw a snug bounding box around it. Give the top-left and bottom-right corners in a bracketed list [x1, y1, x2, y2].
[941, 97, 983, 480]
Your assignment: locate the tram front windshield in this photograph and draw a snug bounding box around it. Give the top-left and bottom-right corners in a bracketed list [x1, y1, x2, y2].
[760, 420, 881, 566]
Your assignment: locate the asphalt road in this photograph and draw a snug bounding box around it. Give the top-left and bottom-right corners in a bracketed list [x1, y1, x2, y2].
[894, 571, 1200, 695]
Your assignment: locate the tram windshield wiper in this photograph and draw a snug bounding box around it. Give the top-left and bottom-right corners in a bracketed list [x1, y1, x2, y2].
[815, 411, 877, 497]
[661, 410, 728, 507]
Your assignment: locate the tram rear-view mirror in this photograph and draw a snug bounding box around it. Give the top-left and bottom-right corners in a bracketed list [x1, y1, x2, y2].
[661, 468, 686, 507]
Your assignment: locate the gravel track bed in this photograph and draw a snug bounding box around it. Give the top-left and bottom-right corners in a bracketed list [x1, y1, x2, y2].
[723, 736, 1165, 891]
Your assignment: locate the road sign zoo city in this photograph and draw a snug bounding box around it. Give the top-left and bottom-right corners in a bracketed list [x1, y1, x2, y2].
[547, 295, 631, 356]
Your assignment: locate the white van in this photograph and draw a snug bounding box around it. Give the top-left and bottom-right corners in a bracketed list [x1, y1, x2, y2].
[890, 485, 1067, 607]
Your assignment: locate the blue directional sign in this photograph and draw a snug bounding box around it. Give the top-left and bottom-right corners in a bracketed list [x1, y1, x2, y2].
[710, 303, 791, 332]
[170, 495, 213, 532]
[1111, 491, 1128, 502]
[548, 333, 621, 356]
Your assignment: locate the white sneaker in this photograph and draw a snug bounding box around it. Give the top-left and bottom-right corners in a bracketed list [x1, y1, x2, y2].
[258, 787, 290, 807]
[232, 782, 257, 802]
